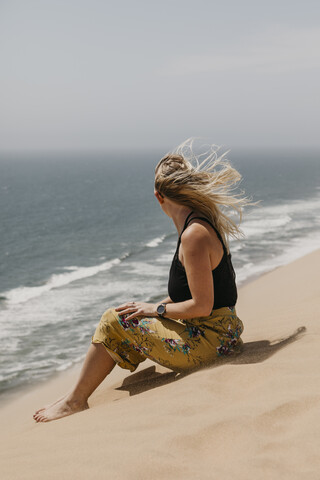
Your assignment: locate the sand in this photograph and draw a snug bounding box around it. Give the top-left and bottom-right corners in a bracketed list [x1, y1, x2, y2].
[0, 250, 319, 480]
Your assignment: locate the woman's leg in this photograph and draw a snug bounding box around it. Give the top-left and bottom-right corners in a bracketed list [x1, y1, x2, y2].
[33, 343, 116, 422]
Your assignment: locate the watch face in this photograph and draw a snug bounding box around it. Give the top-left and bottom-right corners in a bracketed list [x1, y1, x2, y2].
[157, 304, 166, 315]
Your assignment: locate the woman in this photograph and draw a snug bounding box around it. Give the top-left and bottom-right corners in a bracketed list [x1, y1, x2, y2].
[33, 141, 246, 422]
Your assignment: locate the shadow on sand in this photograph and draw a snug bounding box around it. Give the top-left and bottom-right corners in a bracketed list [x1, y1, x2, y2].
[115, 326, 306, 397]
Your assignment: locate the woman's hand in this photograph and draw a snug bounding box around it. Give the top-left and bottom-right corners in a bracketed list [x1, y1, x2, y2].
[115, 302, 157, 321]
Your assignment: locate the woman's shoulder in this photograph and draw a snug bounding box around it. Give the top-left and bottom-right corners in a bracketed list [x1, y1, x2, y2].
[180, 218, 224, 263]
[180, 220, 213, 249]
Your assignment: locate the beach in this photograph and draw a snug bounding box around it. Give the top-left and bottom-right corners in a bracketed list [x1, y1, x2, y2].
[0, 249, 319, 480]
[1, 0, 319, 476]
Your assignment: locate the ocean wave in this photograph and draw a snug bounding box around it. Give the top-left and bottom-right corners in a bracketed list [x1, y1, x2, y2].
[248, 193, 320, 218]
[145, 235, 166, 248]
[237, 230, 320, 284]
[230, 242, 243, 253]
[3, 254, 128, 305]
[241, 193, 320, 239]
[242, 214, 292, 237]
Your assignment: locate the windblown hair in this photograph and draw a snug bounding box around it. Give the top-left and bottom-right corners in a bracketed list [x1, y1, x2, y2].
[155, 138, 250, 250]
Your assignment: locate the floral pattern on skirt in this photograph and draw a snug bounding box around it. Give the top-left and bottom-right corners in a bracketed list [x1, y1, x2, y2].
[92, 306, 244, 372]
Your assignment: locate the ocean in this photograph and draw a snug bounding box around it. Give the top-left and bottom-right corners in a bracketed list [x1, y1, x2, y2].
[1, 148, 320, 397]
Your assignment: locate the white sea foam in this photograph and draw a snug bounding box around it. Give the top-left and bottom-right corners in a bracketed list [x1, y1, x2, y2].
[240, 193, 320, 240]
[237, 230, 320, 284]
[242, 215, 292, 237]
[229, 242, 243, 253]
[145, 235, 166, 248]
[155, 253, 175, 263]
[56, 361, 73, 372]
[123, 261, 168, 277]
[3, 256, 127, 305]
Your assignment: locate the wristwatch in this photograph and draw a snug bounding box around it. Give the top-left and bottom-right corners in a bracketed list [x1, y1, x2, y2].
[157, 303, 167, 318]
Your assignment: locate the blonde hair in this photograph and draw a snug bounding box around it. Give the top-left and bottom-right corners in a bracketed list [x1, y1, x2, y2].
[155, 138, 250, 250]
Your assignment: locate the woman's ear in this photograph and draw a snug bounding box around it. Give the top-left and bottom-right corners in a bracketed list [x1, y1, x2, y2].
[154, 190, 164, 204]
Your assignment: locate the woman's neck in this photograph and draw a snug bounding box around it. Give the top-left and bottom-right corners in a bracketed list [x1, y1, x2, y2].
[170, 206, 194, 236]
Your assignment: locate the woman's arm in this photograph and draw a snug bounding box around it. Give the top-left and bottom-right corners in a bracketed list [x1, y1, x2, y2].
[116, 224, 214, 321]
[159, 296, 173, 304]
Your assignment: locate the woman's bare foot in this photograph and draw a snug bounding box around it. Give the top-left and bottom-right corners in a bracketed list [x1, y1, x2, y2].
[34, 393, 69, 415]
[33, 343, 115, 422]
[33, 395, 88, 422]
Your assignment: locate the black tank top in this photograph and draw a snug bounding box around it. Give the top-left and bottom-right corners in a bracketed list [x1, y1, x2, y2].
[168, 212, 237, 310]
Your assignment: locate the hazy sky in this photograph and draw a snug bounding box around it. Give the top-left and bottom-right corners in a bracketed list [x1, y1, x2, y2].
[0, 0, 319, 152]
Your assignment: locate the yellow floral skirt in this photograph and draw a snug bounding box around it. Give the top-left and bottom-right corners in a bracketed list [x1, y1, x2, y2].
[92, 306, 244, 373]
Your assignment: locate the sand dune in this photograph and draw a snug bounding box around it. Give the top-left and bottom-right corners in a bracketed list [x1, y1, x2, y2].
[0, 250, 319, 479]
